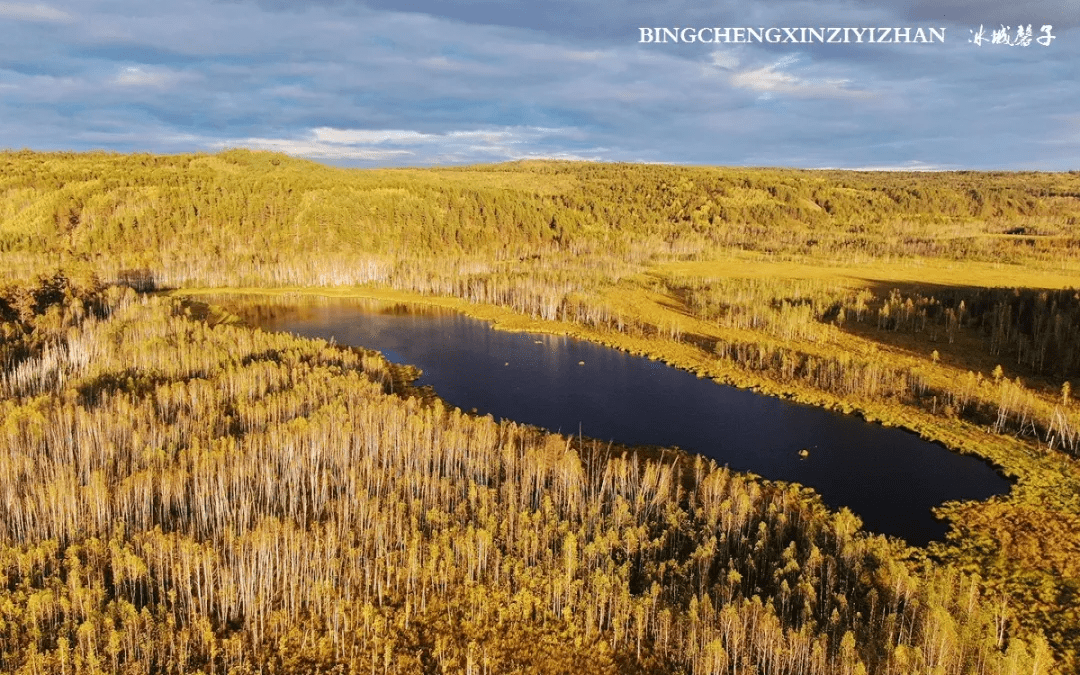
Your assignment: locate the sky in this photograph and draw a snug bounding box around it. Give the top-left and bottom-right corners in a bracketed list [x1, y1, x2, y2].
[0, 0, 1077, 169]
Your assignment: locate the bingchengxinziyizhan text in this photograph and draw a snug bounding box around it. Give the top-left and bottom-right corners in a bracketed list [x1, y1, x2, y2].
[637, 25, 1057, 45]
[638, 26, 950, 44]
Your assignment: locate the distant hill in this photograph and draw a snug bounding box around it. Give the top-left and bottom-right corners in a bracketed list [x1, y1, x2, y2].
[2, 149, 1079, 286]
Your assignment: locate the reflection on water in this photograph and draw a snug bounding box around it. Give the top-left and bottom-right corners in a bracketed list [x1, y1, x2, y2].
[233, 296, 1011, 546]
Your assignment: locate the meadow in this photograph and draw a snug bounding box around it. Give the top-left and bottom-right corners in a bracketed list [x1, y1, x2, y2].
[1, 150, 1078, 672]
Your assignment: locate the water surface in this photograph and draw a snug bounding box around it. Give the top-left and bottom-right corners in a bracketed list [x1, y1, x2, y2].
[244, 298, 1011, 546]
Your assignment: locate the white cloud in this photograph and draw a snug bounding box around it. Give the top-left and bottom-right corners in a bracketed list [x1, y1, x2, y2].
[209, 136, 414, 161]
[728, 57, 873, 100]
[562, 50, 604, 62]
[816, 160, 948, 171]
[312, 128, 434, 145]
[311, 126, 567, 149]
[209, 126, 588, 164]
[773, 54, 801, 70]
[710, 51, 740, 70]
[113, 66, 200, 89]
[510, 150, 604, 161]
[0, 1, 71, 22]
[419, 56, 463, 71]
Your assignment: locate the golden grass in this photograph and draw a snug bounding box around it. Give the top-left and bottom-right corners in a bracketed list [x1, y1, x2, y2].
[657, 255, 1080, 291]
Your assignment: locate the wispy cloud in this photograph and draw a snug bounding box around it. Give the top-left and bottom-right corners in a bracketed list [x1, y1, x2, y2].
[312, 129, 441, 145]
[112, 66, 201, 89]
[210, 136, 414, 161]
[728, 56, 874, 100]
[816, 160, 949, 171]
[709, 51, 740, 71]
[0, 1, 71, 22]
[207, 126, 595, 164]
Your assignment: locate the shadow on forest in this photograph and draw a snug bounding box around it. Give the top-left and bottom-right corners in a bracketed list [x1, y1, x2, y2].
[75, 368, 188, 408]
[839, 278, 1080, 389]
[661, 271, 1078, 390]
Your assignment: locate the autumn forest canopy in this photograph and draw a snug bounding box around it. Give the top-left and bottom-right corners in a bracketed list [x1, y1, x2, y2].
[1, 150, 1079, 673]
[3, 149, 1080, 283]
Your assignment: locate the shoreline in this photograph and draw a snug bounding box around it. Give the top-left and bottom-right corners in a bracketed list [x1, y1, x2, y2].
[170, 284, 1056, 526]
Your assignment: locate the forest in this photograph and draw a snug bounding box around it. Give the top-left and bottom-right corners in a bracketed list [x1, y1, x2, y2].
[1, 150, 1079, 673]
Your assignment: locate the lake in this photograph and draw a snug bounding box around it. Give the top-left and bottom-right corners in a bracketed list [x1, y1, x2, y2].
[240, 297, 1011, 546]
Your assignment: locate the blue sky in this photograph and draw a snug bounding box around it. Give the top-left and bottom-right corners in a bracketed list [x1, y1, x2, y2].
[0, 0, 1076, 169]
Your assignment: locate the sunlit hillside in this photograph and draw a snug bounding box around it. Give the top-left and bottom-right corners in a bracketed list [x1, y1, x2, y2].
[3, 149, 1079, 289]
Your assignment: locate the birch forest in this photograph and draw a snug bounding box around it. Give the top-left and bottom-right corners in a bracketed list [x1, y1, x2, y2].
[0, 276, 1056, 673]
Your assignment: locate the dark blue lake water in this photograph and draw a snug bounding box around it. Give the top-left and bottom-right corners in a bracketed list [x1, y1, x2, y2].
[247, 298, 1011, 546]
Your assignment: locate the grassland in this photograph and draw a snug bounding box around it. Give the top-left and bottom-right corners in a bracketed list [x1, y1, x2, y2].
[2, 150, 1079, 672]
